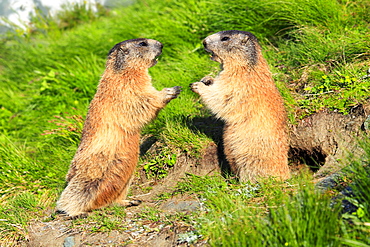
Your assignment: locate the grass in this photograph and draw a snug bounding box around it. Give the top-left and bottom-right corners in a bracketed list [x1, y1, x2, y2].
[0, 0, 369, 245]
[175, 160, 370, 246]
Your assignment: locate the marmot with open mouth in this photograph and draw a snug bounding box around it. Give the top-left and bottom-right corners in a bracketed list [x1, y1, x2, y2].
[191, 30, 290, 182]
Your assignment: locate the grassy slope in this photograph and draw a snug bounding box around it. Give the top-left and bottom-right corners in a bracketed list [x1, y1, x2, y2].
[0, 0, 369, 245]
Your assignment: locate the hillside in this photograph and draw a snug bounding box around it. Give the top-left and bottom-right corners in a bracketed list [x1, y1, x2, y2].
[0, 0, 369, 246]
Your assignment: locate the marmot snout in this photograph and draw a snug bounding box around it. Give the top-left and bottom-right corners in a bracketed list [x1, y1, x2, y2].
[57, 38, 181, 217]
[191, 30, 290, 182]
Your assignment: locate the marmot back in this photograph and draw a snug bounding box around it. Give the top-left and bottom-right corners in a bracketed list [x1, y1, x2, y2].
[191, 30, 290, 182]
[57, 38, 181, 216]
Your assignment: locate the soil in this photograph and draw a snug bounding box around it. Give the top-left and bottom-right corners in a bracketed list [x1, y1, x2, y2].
[26, 194, 207, 247]
[22, 101, 370, 247]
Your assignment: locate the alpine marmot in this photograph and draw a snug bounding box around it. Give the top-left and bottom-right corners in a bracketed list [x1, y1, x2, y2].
[190, 30, 290, 182]
[57, 38, 181, 216]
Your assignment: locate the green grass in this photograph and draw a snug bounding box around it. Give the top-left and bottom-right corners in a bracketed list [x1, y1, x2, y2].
[175, 161, 370, 246]
[0, 0, 369, 245]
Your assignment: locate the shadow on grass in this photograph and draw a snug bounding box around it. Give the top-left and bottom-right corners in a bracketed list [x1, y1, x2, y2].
[139, 135, 157, 156]
[186, 116, 232, 177]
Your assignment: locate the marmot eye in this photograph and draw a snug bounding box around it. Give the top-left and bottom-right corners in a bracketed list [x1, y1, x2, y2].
[139, 42, 148, 47]
[221, 37, 230, 41]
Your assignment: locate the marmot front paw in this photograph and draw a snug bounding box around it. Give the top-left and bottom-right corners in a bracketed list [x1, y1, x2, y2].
[163, 86, 182, 101]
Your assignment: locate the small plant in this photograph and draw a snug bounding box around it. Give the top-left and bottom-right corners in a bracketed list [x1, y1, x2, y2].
[303, 73, 361, 95]
[138, 207, 162, 222]
[142, 148, 177, 180]
[177, 230, 203, 245]
[299, 71, 370, 116]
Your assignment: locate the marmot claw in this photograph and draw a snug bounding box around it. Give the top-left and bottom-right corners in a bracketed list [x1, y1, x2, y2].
[164, 86, 182, 100]
[119, 199, 142, 207]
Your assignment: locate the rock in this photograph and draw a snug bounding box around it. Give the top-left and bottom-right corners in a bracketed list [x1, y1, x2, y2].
[63, 236, 75, 247]
[161, 200, 201, 212]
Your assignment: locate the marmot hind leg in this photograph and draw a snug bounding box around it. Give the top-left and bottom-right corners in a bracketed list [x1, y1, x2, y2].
[56, 179, 98, 217]
[113, 176, 142, 207]
[57, 172, 131, 216]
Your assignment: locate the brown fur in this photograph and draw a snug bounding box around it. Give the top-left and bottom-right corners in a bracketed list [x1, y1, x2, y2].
[57, 38, 181, 216]
[190, 30, 290, 182]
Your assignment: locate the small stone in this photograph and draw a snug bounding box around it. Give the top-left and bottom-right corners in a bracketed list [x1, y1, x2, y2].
[363, 115, 370, 131]
[63, 236, 75, 247]
[161, 200, 201, 212]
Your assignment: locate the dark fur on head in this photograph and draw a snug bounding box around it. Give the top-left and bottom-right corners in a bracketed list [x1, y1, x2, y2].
[107, 38, 163, 72]
[107, 38, 149, 57]
[203, 30, 259, 66]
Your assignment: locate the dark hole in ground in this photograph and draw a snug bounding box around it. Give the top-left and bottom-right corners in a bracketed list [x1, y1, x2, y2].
[140, 136, 157, 156]
[289, 146, 327, 172]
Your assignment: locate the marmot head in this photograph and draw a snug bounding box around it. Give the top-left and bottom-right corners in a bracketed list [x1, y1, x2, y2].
[107, 38, 163, 72]
[203, 30, 259, 67]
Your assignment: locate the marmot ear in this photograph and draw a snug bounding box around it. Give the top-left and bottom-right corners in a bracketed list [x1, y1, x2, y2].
[114, 48, 129, 72]
[240, 36, 258, 65]
[240, 36, 251, 47]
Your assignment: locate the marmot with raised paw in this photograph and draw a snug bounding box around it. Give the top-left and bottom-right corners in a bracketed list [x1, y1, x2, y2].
[191, 30, 290, 182]
[57, 38, 181, 216]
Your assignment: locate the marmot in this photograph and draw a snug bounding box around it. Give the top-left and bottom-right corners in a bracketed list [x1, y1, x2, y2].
[190, 30, 290, 182]
[57, 38, 181, 216]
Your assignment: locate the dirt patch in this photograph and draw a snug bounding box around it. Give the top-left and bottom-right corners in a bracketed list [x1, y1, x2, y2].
[132, 142, 221, 201]
[27, 201, 205, 247]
